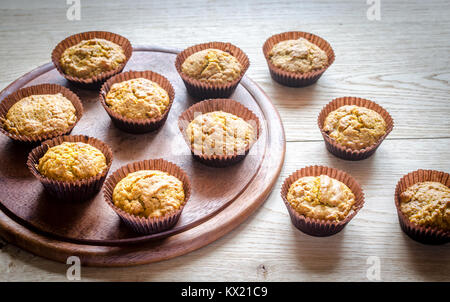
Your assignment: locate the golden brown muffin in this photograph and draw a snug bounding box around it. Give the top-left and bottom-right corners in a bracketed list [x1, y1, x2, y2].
[113, 170, 185, 218]
[287, 175, 355, 222]
[400, 181, 450, 231]
[185, 111, 256, 156]
[105, 78, 170, 120]
[37, 142, 107, 181]
[2, 93, 76, 137]
[181, 49, 242, 84]
[60, 38, 126, 78]
[268, 38, 328, 73]
[323, 105, 387, 150]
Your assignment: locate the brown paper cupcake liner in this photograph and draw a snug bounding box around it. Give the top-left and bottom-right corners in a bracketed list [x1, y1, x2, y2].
[178, 99, 261, 167]
[262, 31, 335, 87]
[281, 165, 365, 237]
[102, 158, 191, 234]
[51, 31, 133, 88]
[175, 42, 250, 99]
[394, 169, 450, 245]
[317, 97, 394, 161]
[0, 84, 84, 144]
[99, 70, 175, 134]
[27, 135, 113, 202]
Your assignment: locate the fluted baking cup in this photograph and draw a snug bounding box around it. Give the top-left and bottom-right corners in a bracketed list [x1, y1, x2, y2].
[51, 31, 133, 88]
[0, 84, 84, 144]
[281, 165, 365, 236]
[99, 70, 175, 134]
[394, 169, 449, 245]
[103, 158, 191, 234]
[317, 96, 394, 161]
[175, 42, 250, 99]
[27, 135, 113, 202]
[263, 31, 335, 87]
[178, 98, 261, 167]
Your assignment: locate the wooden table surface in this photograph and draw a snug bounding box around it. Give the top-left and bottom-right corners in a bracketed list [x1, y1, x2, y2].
[0, 0, 449, 281]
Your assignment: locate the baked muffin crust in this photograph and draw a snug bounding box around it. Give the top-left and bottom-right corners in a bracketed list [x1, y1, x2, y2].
[400, 181, 450, 231]
[287, 175, 355, 222]
[37, 142, 107, 182]
[323, 105, 387, 150]
[113, 170, 185, 218]
[60, 38, 126, 78]
[3, 93, 76, 137]
[185, 111, 256, 156]
[181, 49, 242, 84]
[105, 78, 170, 120]
[268, 38, 328, 73]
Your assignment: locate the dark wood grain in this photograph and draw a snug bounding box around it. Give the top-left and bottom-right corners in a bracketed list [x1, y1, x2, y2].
[0, 46, 285, 265]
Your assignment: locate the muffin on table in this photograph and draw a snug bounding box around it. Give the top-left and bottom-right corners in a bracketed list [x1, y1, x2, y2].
[185, 110, 256, 156]
[322, 105, 387, 150]
[104, 78, 170, 120]
[37, 141, 107, 182]
[112, 170, 185, 218]
[60, 38, 126, 79]
[399, 181, 450, 231]
[181, 48, 242, 85]
[268, 37, 328, 74]
[286, 174, 356, 222]
[2, 93, 77, 138]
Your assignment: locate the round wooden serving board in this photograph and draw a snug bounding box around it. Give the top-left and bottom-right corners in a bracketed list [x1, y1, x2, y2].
[0, 46, 285, 266]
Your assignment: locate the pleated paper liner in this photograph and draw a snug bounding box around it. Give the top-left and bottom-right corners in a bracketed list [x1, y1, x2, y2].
[394, 169, 450, 245]
[175, 42, 250, 99]
[0, 84, 84, 145]
[102, 159, 191, 235]
[317, 96, 394, 161]
[99, 70, 175, 134]
[262, 31, 335, 87]
[280, 165, 365, 237]
[27, 135, 113, 202]
[178, 98, 261, 167]
[51, 31, 133, 89]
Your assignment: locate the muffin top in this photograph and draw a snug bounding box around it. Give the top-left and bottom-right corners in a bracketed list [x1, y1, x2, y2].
[181, 48, 242, 84]
[185, 111, 256, 156]
[2, 93, 77, 137]
[323, 105, 387, 150]
[268, 38, 328, 73]
[400, 181, 450, 231]
[105, 78, 170, 120]
[287, 175, 355, 222]
[37, 142, 107, 182]
[60, 38, 126, 78]
[113, 170, 185, 218]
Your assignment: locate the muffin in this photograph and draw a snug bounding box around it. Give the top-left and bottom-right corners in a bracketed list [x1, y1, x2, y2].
[322, 105, 387, 150]
[287, 175, 356, 222]
[281, 165, 364, 236]
[99, 70, 175, 133]
[37, 142, 107, 182]
[60, 38, 126, 79]
[268, 38, 328, 74]
[181, 49, 242, 85]
[2, 93, 77, 138]
[104, 78, 170, 120]
[27, 135, 113, 201]
[103, 159, 191, 234]
[185, 111, 256, 156]
[318, 97, 394, 160]
[262, 31, 335, 87]
[399, 181, 449, 231]
[113, 170, 185, 218]
[175, 42, 250, 99]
